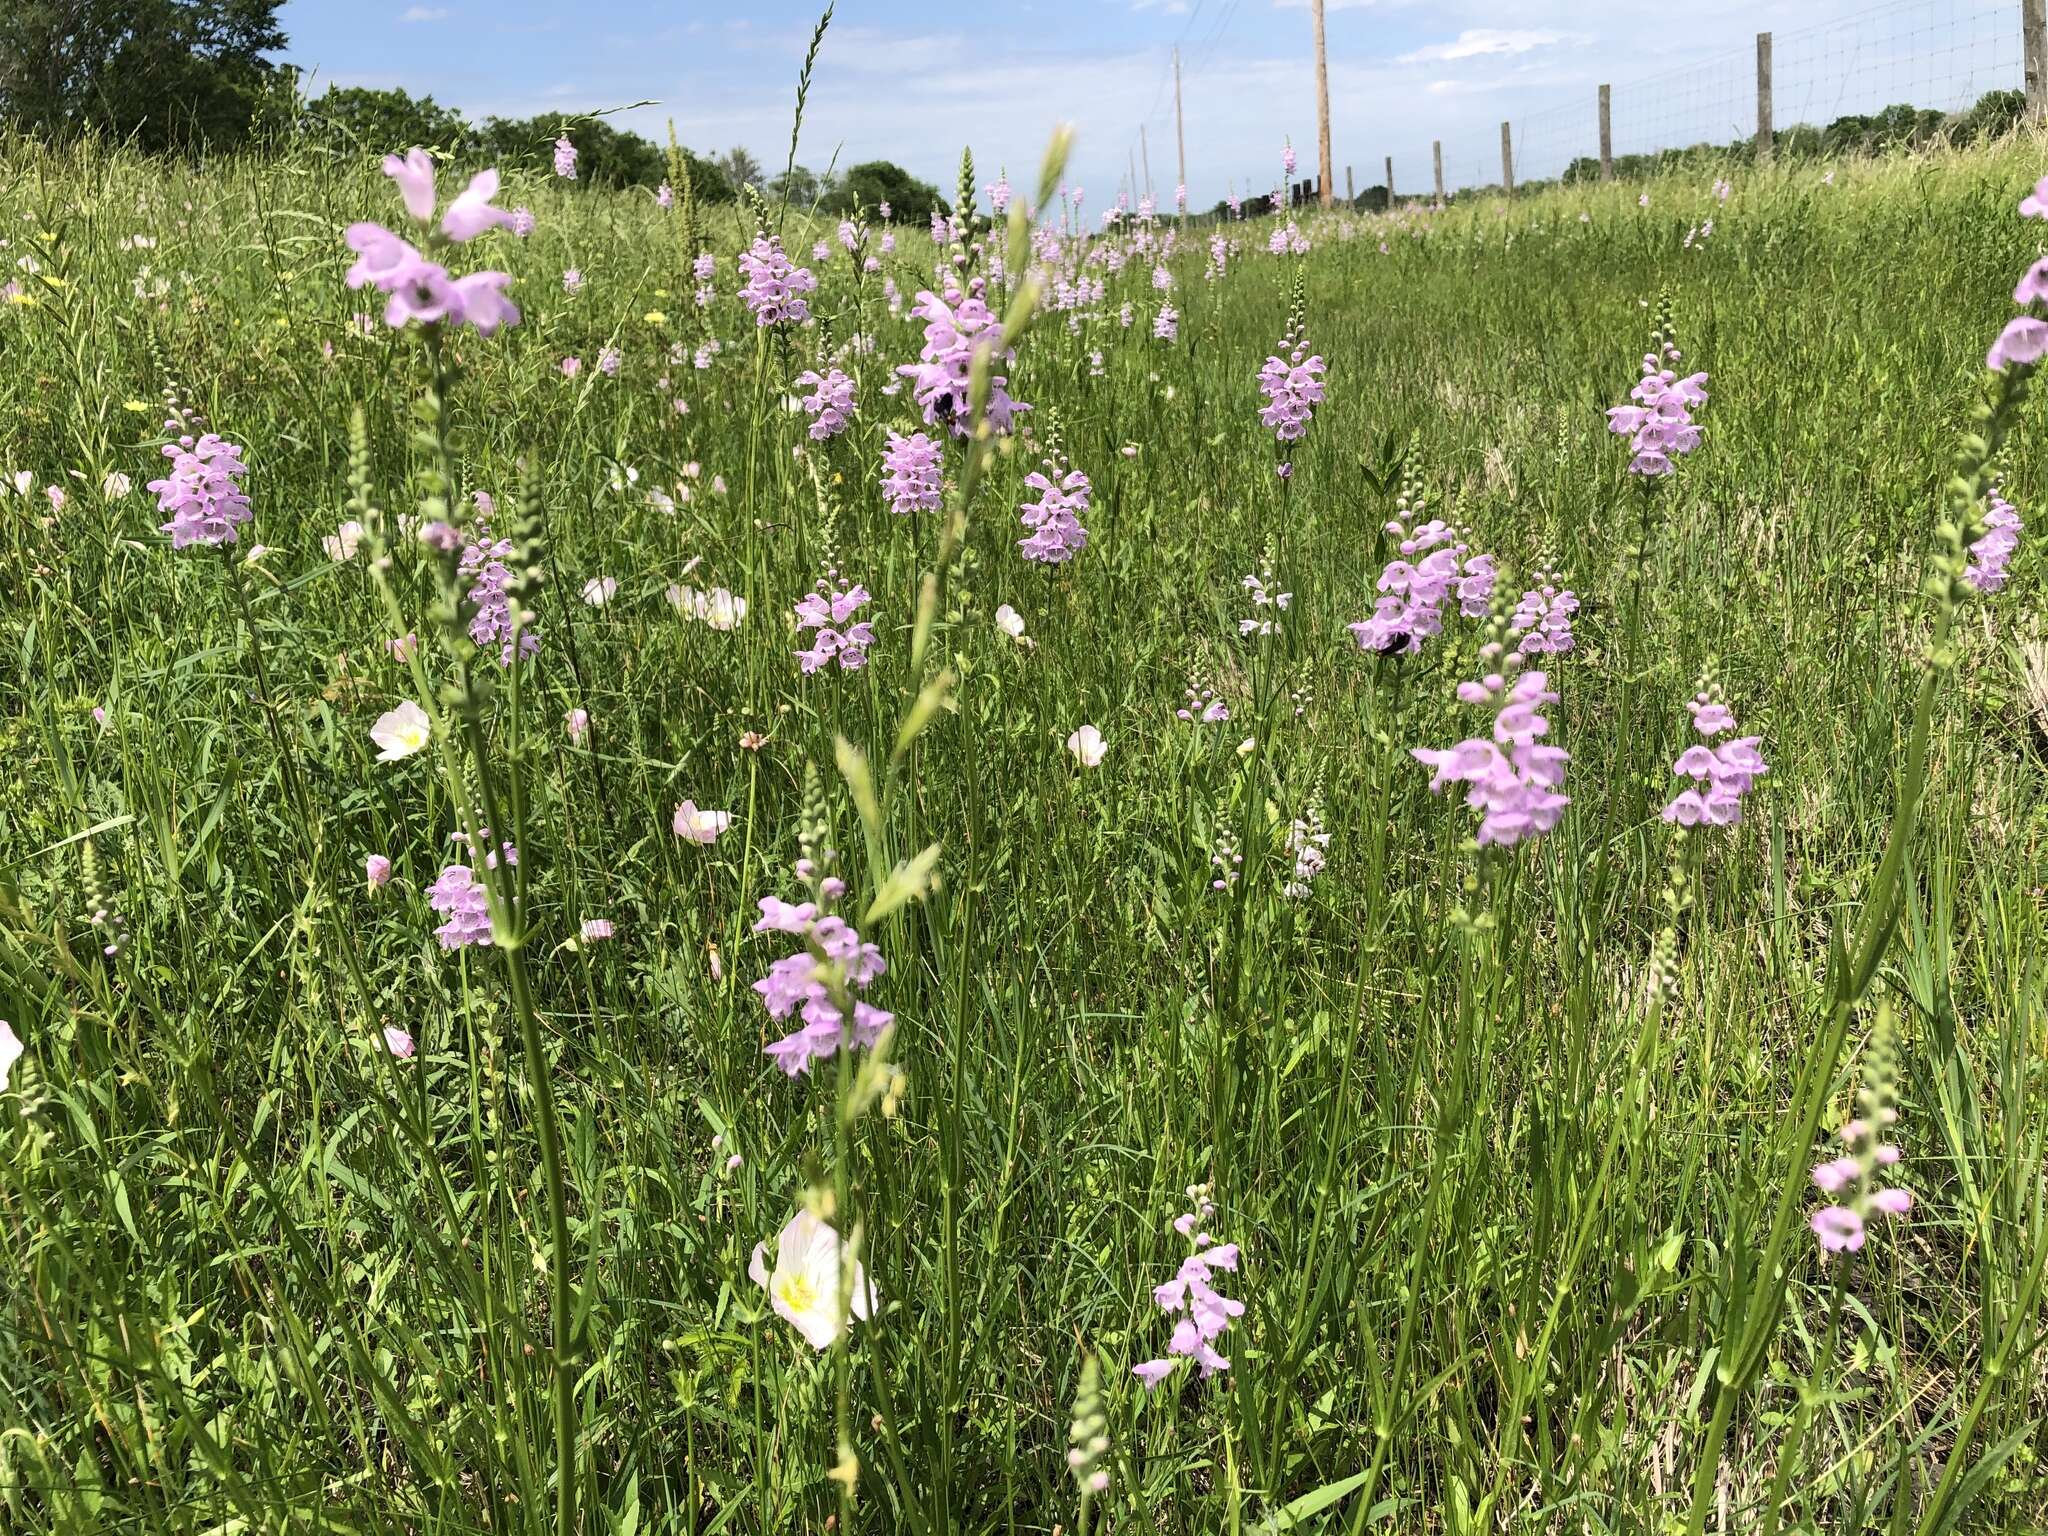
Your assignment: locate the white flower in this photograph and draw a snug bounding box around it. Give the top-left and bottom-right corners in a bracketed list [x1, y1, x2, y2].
[369, 700, 432, 761]
[669, 584, 747, 631]
[381, 1025, 416, 1059]
[748, 1209, 877, 1350]
[101, 471, 132, 499]
[0, 1019, 21, 1091]
[323, 520, 365, 561]
[1237, 736, 1257, 757]
[1066, 724, 1106, 768]
[673, 799, 732, 843]
[994, 603, 1026, 639]
[582, 575, 618, 607]
[9, 471, 30, 497]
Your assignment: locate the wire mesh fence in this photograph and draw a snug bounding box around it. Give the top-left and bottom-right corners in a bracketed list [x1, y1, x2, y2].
[1363, 0, 2029, 204]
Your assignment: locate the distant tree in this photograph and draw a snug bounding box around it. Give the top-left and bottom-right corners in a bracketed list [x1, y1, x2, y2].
[1958, 88, 2025, 144]
[1774, 123, 1824, 158]
[303, 84, 473, 157]
[770, 163, 838, 209]
[1862, 102, 1945, 151]
[0, 0, 288, 151]
[479, 114, 660, 187]
[670, 148, 736, 203]
[467, 113, 732, 201]
[715, 145, 764, 193]
[826, 160, 945, 223]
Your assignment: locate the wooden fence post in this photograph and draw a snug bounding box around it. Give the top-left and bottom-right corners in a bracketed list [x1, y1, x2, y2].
[1500, 121, 1514, 197]
[1433, 140, 1444, 203]
[2027, 1, 2048, 123]
[1599, 84, 1613, 181]
[1756, 32, 1774, 160]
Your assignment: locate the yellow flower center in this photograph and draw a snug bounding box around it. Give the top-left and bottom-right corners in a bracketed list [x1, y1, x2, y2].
[775, 1273, 819, 1314]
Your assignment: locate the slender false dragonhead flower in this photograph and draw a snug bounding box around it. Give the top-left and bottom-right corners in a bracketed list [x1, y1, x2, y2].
[1606, 298, 1707, 476]
[1809, 1004, 1912, 1254]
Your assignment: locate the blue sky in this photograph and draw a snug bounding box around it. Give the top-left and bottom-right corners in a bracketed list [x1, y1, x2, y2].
[279, 0, 2024, 203]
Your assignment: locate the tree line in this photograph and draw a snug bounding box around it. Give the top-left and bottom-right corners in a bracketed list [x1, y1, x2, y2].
[0, 0, 949, 221]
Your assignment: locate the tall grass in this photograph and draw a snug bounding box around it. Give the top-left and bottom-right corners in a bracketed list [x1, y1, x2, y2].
[1, 118, 2046, 1535]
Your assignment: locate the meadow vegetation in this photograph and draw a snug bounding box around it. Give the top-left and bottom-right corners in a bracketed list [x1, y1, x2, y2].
[1, 100, 2047, 1536]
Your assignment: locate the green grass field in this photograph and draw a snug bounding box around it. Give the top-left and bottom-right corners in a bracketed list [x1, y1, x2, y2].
[2, 120, 2047, 1535]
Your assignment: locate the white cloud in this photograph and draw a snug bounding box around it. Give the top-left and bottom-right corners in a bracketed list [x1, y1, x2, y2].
[1398, 29, 1578, 65]
[400, 6, 449, 21]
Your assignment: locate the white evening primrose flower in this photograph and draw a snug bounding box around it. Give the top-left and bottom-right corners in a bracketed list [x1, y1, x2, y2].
[748, 1208, 877, 1350]
[582, 575, 617, 607]
[994, 604, 1026, 639]
[323, 520, 364, 561]
[0, 1019, 22, 1091]
[1066, 724, 1106, 768]
[370, 700, 432, 761]
[672, 799, 731, 843]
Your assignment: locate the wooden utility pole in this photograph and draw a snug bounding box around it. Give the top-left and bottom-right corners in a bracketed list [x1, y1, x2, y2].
[1500, 121, 1514, 197]
[1756, 32, 1774, 160]
[1433, 140, 1444, 204]
[1599, 84, 1613, 181]
[1140, 124, 1153, 204]
[1313, 0, 1333, 208]
[1384, 154, 1394, 206]
[1174, 46, 1188, 208]
[2025, 1, 2045, 123]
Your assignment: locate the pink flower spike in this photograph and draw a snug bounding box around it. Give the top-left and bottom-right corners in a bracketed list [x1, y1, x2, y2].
[1132, 1359, 1176, 1388]
[1193, 1341, 1232, 1377]
[1987, 315, 2048, 373]
[1871, 1187, 1913, 1216]
[344, 222, 423, 291]
[1673, 745, 1718, 779]
[1810, 1205, 1865, 1252]
[2015, 257, 2048, 307]
[1661, 791, 1708, 825]
[382, 147, 437, 223]
[1809, 1157, 1858, 1193]
[1689, 701, 1735, 734]
[442, 169, 516, 242]
[754, 896, 818, 934]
